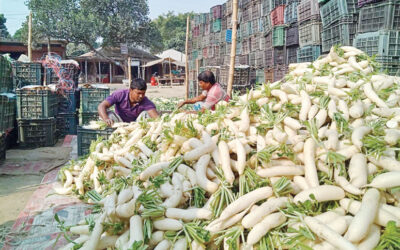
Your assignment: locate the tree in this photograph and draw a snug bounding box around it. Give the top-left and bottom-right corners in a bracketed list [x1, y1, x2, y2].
[26, 0, 161, 75]
[151, 11, 194, 53]
[0, 14, 11, 38]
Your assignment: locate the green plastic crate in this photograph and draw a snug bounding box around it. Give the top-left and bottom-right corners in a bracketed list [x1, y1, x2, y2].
[297, 45, 322, 62]
[18, 118, 57, 148]
[213, 19, 222, 32]
[320, 0, 358, 27]
[0, 132, 5, 161]
[0, 56, 13, 93]
[81, 87, 110, 113]
[353, 30, 400, 57]
[12, 62, 42, 88]
[376, 56, 400, 76]
[56, 112, 78, 138]
[0, 93, 16, 132]
[80, 112, 99, 125]
[358, 1, 400, 33]
[77, 126, 114, 156]
[321, 20, 357, 52]
[272, 26, 285, 47]
[16, 89, 58, 119]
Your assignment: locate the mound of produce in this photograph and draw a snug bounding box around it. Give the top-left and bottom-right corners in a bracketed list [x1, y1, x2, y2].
[57, 46, 400, 249]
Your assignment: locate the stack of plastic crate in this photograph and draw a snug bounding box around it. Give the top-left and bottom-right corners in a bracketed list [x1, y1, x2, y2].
[353, 1, 400, 75]
[80, 85, 110, 125]
[285, 0, 300, 64]
[319, 0, 359, 52]
[296, 0, 322, 62]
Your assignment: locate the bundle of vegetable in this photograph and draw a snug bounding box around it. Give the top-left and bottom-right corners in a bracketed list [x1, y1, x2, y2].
[56, 46, 400, 249]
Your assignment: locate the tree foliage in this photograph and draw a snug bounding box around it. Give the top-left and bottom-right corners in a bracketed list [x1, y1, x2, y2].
[0, 14, 11, 38]
[151, 11, 194, 53]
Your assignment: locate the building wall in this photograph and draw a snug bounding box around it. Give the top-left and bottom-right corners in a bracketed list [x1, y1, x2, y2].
[0, 42, 66, 61]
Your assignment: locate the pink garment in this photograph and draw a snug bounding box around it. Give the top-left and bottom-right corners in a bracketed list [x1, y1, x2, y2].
[202, 83, 230, 110]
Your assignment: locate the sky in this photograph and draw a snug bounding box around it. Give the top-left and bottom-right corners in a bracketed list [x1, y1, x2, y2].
[1, 0, 226, 36]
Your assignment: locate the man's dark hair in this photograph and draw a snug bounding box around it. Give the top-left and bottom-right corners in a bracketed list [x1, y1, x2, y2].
[198, 71, 216, 85]
[130, 78, 147, 90]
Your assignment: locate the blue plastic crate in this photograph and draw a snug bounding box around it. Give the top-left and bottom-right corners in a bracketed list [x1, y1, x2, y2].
[358, 1, 400, 33]
[297, 45, 322, 62]
[58, 89, 79, 113]
[353, 30, 400, 57]
[320, 0, 358, 27]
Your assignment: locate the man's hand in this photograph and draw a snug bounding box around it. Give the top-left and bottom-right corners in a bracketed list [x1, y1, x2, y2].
[104, 118, 113, 127]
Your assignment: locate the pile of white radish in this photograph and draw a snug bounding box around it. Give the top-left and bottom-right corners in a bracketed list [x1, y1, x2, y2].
[56, 46, 400, 250]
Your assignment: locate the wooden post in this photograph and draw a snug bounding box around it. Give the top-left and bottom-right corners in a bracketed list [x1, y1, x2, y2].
[47, 37, 51, 55]
[227, 0, 239, 96]
[28, 11, 32, 62]
[85, 60, 88, 83]
[185, 16, 190, 99]
[128, 57, 132, 83]
[98, 61, 101, 83]
[195, 59, 200, 96]
[169, 58, 173, 87]
[109, 63, 112, 83]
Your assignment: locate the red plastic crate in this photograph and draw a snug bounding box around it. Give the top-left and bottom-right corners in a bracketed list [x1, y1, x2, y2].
[271, 5, 286, 26]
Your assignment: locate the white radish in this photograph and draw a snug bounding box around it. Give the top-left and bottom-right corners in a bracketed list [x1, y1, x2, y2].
[238, 107, 250, 132]
[368, 156, 400, 172]
[173, 238, 187, 250]
[166, 207, 212, 221]
[127, 215, 143, 247]
[219, 187, 273, 221]
[357, 224, 381, 250]
[154, 239, 172, 250]
[235, 139, 247, 175]
[139, 162, 170, 180]
[346, 188, 380, 243]
[256, 165, 304, 177]
[348, 153, 368, 188]
[304, 216, 357, 250]
[351, 126, 371, 149]
[303, 138, 319, 188]
[218, 141, 235, 184]
[242, 197, 288, 229]
[294, 185, 345, 203]
[299, 90, 311, 121]
[195, 154, 218, 193]
[367, 171, 400, 189]
[153, 218, 183, 231]
[363, 82, 388, 108]
[80, 213, 106, 250]
[246, 212, 286, 245]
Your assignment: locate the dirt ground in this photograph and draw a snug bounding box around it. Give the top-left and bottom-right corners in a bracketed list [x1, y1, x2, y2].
[0, 85, 186, 248]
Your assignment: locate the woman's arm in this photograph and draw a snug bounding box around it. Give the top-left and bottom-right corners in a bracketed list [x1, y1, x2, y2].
[178, 94, 207, 108]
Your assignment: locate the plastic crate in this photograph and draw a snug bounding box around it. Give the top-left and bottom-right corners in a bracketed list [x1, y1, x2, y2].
[274, 0, 287, 8]
[320, 0, 358, 27]
[273, 26, 286, 47]
[56, 112, 78, 138]
[285, 2, 299, 24]
[255, 51, 264, 67]
[264, 67, 274, 83]
[376, 56, 400, 75]
[256, 69, 266, 83]
[0, 93, 16, 132]
[298, 21, 322, 47]
[0, 133, 5, 161]
[211, 5, 222, 19]
[58, 89, 79, 113]
[271, 5, 286, 26]
[358, 0, 383, 8]
[297, 45, 322, 62]
[81, 87, 110, 113]
[81, 112, 99, 125]
[321, 20, 357, 53]
[286, 45, 299, 64]
[0, 56, 13, 93]
[262, 0, 273, 15]
[12, 62, 42, 88]
[264, 49, 274, 67]
[16, 89, 58, 119]
[18, 118, 57, 148]
[274, 66, 288, 81]
[274, 47, 286, 65]
[213, 19, 222, 32]
[297, 0, 320, 24]
[357, 1, 400, 33]
[286, 25, 299, 46]
[77, 126, 114, 156]
[353, 30, 400, 57]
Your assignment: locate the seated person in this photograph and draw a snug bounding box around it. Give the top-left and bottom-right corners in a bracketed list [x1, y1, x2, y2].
[178, 71, 230, 112]
[98, 78, 159, 126]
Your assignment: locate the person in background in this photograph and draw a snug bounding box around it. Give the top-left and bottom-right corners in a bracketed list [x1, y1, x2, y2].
[98, 78, 159, 126]
[177, 71, 230, 112]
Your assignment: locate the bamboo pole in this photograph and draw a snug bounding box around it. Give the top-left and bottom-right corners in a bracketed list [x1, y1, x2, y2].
[185, 16, 190, 99]
[227, 0, 238, 96]
[28, 11, 32, 62]
[169, 58, 173, 87]
[128, 57, 132, 84]
[195, 59, 200, 96]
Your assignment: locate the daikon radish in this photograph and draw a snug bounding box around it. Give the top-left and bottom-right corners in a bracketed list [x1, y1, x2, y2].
[256, 165, 304, 177]
[70, 225, 90, 235]
[127, 215, 143, 247]
[218, 141, 235, 184]
[80, 213, 106, 250]
[117, 187, 134, 206]
[367, 171, 400, 189]
[153, 218, 183, 231]
[293, 176, 310, 191]
[219, 187, 273, 221]
[247, 212, 286, 245]
[299, 90, 311, 121]
[235, 139, 246, 175]
[184, 131, 216, 161]
[294, 185, 345, 203]
[364, 82, 388, 108]
[340, 198, 400, 227]
[177, 164, 197, 186]
[238, 107, 250, 132]
[346, 188, 380, 243]
[149, 231, 164, 246]
[139, 162, 170, 180]
[348, 153, 368, 188]
[357, 225, 381, 250]
[242, 197, 288, 228]
[59, 235, 89, 250]
[154, 239, 172, 250]
[305, 216, 357, 250]
[173, 238, 187, 250]
[385, 129, 400, 146]
[304, 138, 319, 188]
[166, 207, 212, 221]
[368, 156, 400, 171]
[195, 154, 218, 193]
[351, 126, 371, 149]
